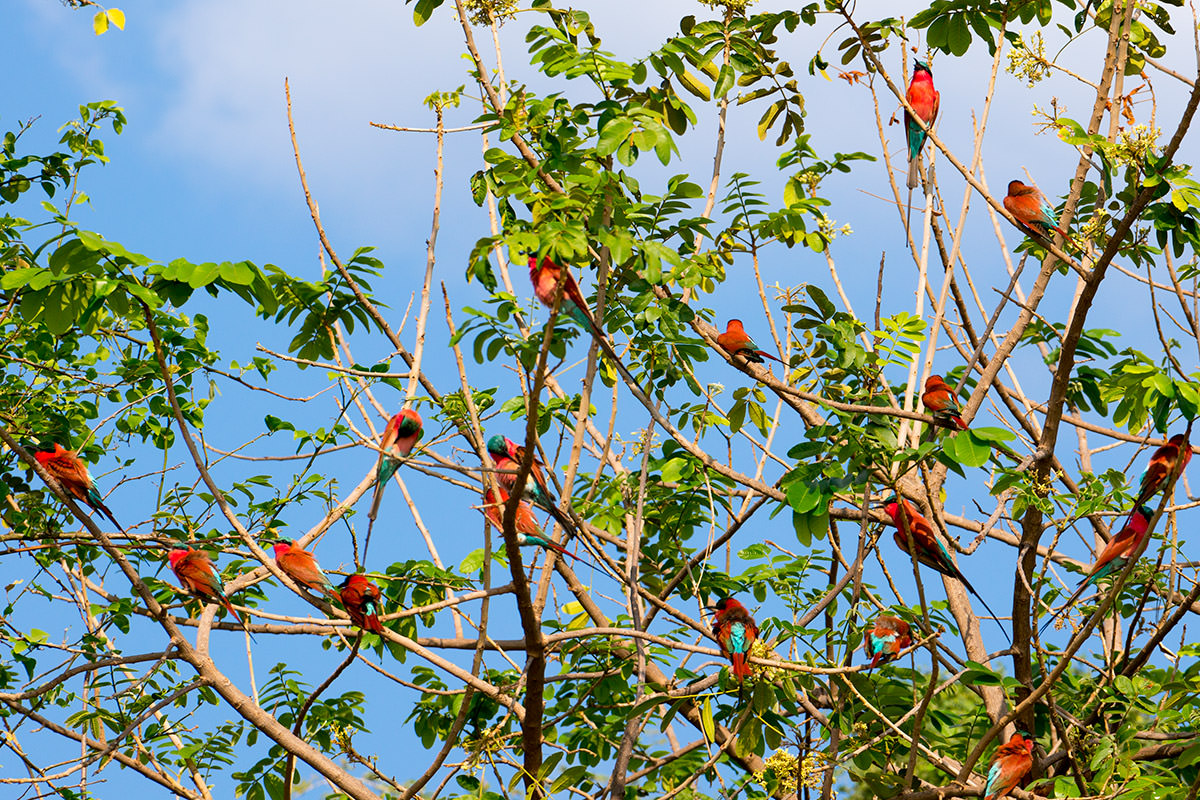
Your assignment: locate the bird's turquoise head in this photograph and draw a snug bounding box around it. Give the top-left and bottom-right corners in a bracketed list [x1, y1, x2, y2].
[913, 59, 932, 76]
[486, 435, 508, 456]
[1137, 504, 1155, 520]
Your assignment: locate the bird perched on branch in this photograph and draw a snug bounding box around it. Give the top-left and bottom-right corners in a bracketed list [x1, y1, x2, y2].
[485, 434, 571, 530]
[922, 375, 967, 430]
[879, 496, 1008, 641]
[710, 596, 759, 683]
[904, 60, 940, 191]
[32, 441, 122, 530]
[168, 547, 247, 631]
[1003, 180, 1074, 244]
[528, 255, 603, 338]
[864, 615, 912, 669]
[716, 319, 785, 365]
[368, 409, 424, 524]
[983, 731, 1034, 800]
[1040, 504, 1154, 635]
[1129, 432, 1192, 515]
[338, 574, 384, 634]
[272, 540, 336, 598]
[481, 487, 582, 562]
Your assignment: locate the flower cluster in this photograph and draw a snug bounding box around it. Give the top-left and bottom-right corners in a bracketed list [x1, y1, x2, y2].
[1111, 124, 1161, 167]
[1006, 33, 1051, 87]
[463, 0, 518, 26]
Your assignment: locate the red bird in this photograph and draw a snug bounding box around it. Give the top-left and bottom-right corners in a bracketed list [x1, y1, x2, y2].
[922, 375, 967, 430]
[711, 597, 759, 683]
[864, 615, 912, 669]
[272, 540, 336, 598]
[481, 487, 581, 562]
[32, 442, 122, 530]
[338, 574, 384, 634]
[880, 497, 1007, 640]
[368, 409, 423, 523]
[528, 255, 604, 339]
[486, 435, 553, 507]
[1131, 432, 1192, 511]
[716, 319, 785, 365]
[168, 547, 246, 628]
[1040, 505, 1153, 635]
[983, 732, 1034, 800]
[1003, 180, 1073, 244]
[487, 434, 572, 530]
[905, 60, 940, 190]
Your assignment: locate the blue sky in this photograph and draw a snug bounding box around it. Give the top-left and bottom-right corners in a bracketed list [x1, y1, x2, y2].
[5, 0, 1199, 795]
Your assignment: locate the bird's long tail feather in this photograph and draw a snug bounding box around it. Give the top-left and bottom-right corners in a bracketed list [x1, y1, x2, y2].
[222, 597, 256, 640]
[86, 488, 123, 531]
[754, 350, 787, 365]
[730, 652, 752, 681]
[543, 538, 583, 563]
[540, 501, 575, 534]
[97, 501, 123, 532]
[960, 574, 1012, 645]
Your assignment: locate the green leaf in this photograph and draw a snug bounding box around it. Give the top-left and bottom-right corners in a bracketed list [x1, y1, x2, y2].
[219, 261, 255, 286]
[596, 118, 634, 157]
[1, 267, 53, 291]
[943, 431, 991, 468]
[411, 0, 444, 26]
[713, 64, 735, 100]
[947, 14, 972, 56]
[660, 457, 690, 484]
[1179, 741, 1200, 767]
[757, 100, 785, 141]
[700, 697, 715, 742]
[459, 548, 486, 574]
[961, 661, 1003, 685]
[968, 426, 1016, 443]
[793, 508, 828, 548]
[678, 70, 711, 101]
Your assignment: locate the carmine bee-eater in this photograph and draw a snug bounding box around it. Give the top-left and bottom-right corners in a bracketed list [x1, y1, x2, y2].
[880, 497, 1008, 639]
[864, 615, 912, 669]
[272, 540, 336, 598]
[716, 319, 785, 365]
[905, 60, 940, 190]
[528, 255, 604, 339]
[1040, 505, 1154, 635]
[922, 375, 967, 430]
[338, 574, 384, 634]
[983, 732, 1034, 800]
[487, 434, 572, 530]
[168, 547, 246, 629]
[486, 435, 556, 509]
[481, 487, 582, 562]
[711, 597, 759, 683]
[1003, 180, 1073, 244]
[367, 409, 423, 524]
[32, 442, 122, 530]
[1130, 432, 1192, 512]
